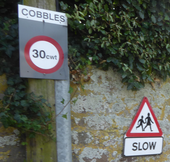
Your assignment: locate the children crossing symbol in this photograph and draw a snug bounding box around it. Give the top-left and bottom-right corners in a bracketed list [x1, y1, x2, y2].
[136, 113, 154, 132]
[136, 115, 145, 131]
[126, 97, 162, 137]
[124, 97, 163, 156]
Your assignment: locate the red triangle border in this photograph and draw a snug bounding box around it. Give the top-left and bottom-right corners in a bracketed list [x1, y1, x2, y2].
[126, 97, 163, 137]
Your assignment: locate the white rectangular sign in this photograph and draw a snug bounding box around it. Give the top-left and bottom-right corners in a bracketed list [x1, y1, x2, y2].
[124, 137, 163, 156]
[18, 4, 67, 26]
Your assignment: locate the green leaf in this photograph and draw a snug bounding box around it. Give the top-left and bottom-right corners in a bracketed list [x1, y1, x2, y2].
[98, 3, 102, 10]
[143, 3, 147, 9]
[100, 30, 106, 35]
[21, 142, 28, 146]
[142, 74, 147, 80]
[127, 83, 134, 90]
[88, 28, 92, 34]
[165, 15, 169, 21]
[151, 15, 156, 23]
[48, 124, 53, 130]
[21, 115, 28, 122]
[72, 99, 78, 105]
[104, 4, 109, 11]
[122, 4, 128, 9]
[166, 44, 170, 53]
[68, 86, 73, 94]
[110, 49, 117, 54]
[61, 98, 65, 104]
[138, 0, 143, 4]
[136, 63, 144, 71]
[86, 20, 91, 28]
[132, 2, 141, 11]
[14, 101, 20, 106]
[62, 113, 67, 119]
[122, 73, 127, 79]
[91, 19, 95, 26]
[139, 59, 146, 64]
[41, 98, 47, 103]
[18, 85, 26, 90]
[152, 0, 157, 7]
[21, 100, 28, 107]
[127, 0, 132, 4]
[139, 11, 144, 19]
[129, 55, 134, 69]
[60, 1, 68, 10]
[66, 13, 72, 18]
[14, 113, 21, 123]
[79, 11, 84, 17]
[134, 82, 144, 89]
[147, 76, 153, 82]
[107, 58, 119, 65]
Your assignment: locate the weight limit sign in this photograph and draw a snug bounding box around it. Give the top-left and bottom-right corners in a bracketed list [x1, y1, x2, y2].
[18, 4, 68, 79]
[24, 36, 64, 74]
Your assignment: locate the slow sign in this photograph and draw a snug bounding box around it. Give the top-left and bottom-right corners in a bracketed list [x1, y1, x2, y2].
[124, 97, 163, 157]
[124, 137, 163, 156]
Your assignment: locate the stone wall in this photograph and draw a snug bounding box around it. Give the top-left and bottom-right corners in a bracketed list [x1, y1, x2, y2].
[71, 67, 170, 162]
[0, 75, 26, 162]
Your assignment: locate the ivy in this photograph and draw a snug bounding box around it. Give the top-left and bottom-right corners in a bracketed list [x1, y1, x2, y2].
[61, 0, 170, 90]
[0, 1, 54, 138]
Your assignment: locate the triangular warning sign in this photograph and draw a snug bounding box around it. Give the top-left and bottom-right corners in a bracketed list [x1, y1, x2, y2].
[126, 97, 163, 137]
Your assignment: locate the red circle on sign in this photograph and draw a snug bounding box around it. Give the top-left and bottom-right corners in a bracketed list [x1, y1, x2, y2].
[24, 36, 64, 74]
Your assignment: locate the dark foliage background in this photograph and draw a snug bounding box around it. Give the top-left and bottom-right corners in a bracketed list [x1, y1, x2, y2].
[0, 0, 53, 138]
[60, 0, 170, 90]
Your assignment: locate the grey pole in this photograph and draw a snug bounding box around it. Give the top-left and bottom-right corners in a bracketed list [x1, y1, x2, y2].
[55, 70, 72, 162]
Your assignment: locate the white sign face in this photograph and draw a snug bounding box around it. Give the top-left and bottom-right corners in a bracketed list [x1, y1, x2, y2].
[24, 35, 64, 74]
[131, 103, 159, 133]
[124, 137, 163, 156]
[18, 4, 67, 26]
[30, 40, 59, 69]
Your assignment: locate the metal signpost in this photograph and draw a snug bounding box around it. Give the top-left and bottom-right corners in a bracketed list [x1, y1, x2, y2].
[18, 4, 72, 162]
[124, 97, 163, 156]
[18, 4, 68, 79]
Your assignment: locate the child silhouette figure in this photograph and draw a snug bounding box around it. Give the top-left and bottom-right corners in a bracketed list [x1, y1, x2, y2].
[144, 113, 154, 131]
[136, 115, 145, 131]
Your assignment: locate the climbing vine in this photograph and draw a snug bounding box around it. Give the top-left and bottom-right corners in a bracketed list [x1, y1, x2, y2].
[60, 0, 170, 90]
[0, 0, 54, 138]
